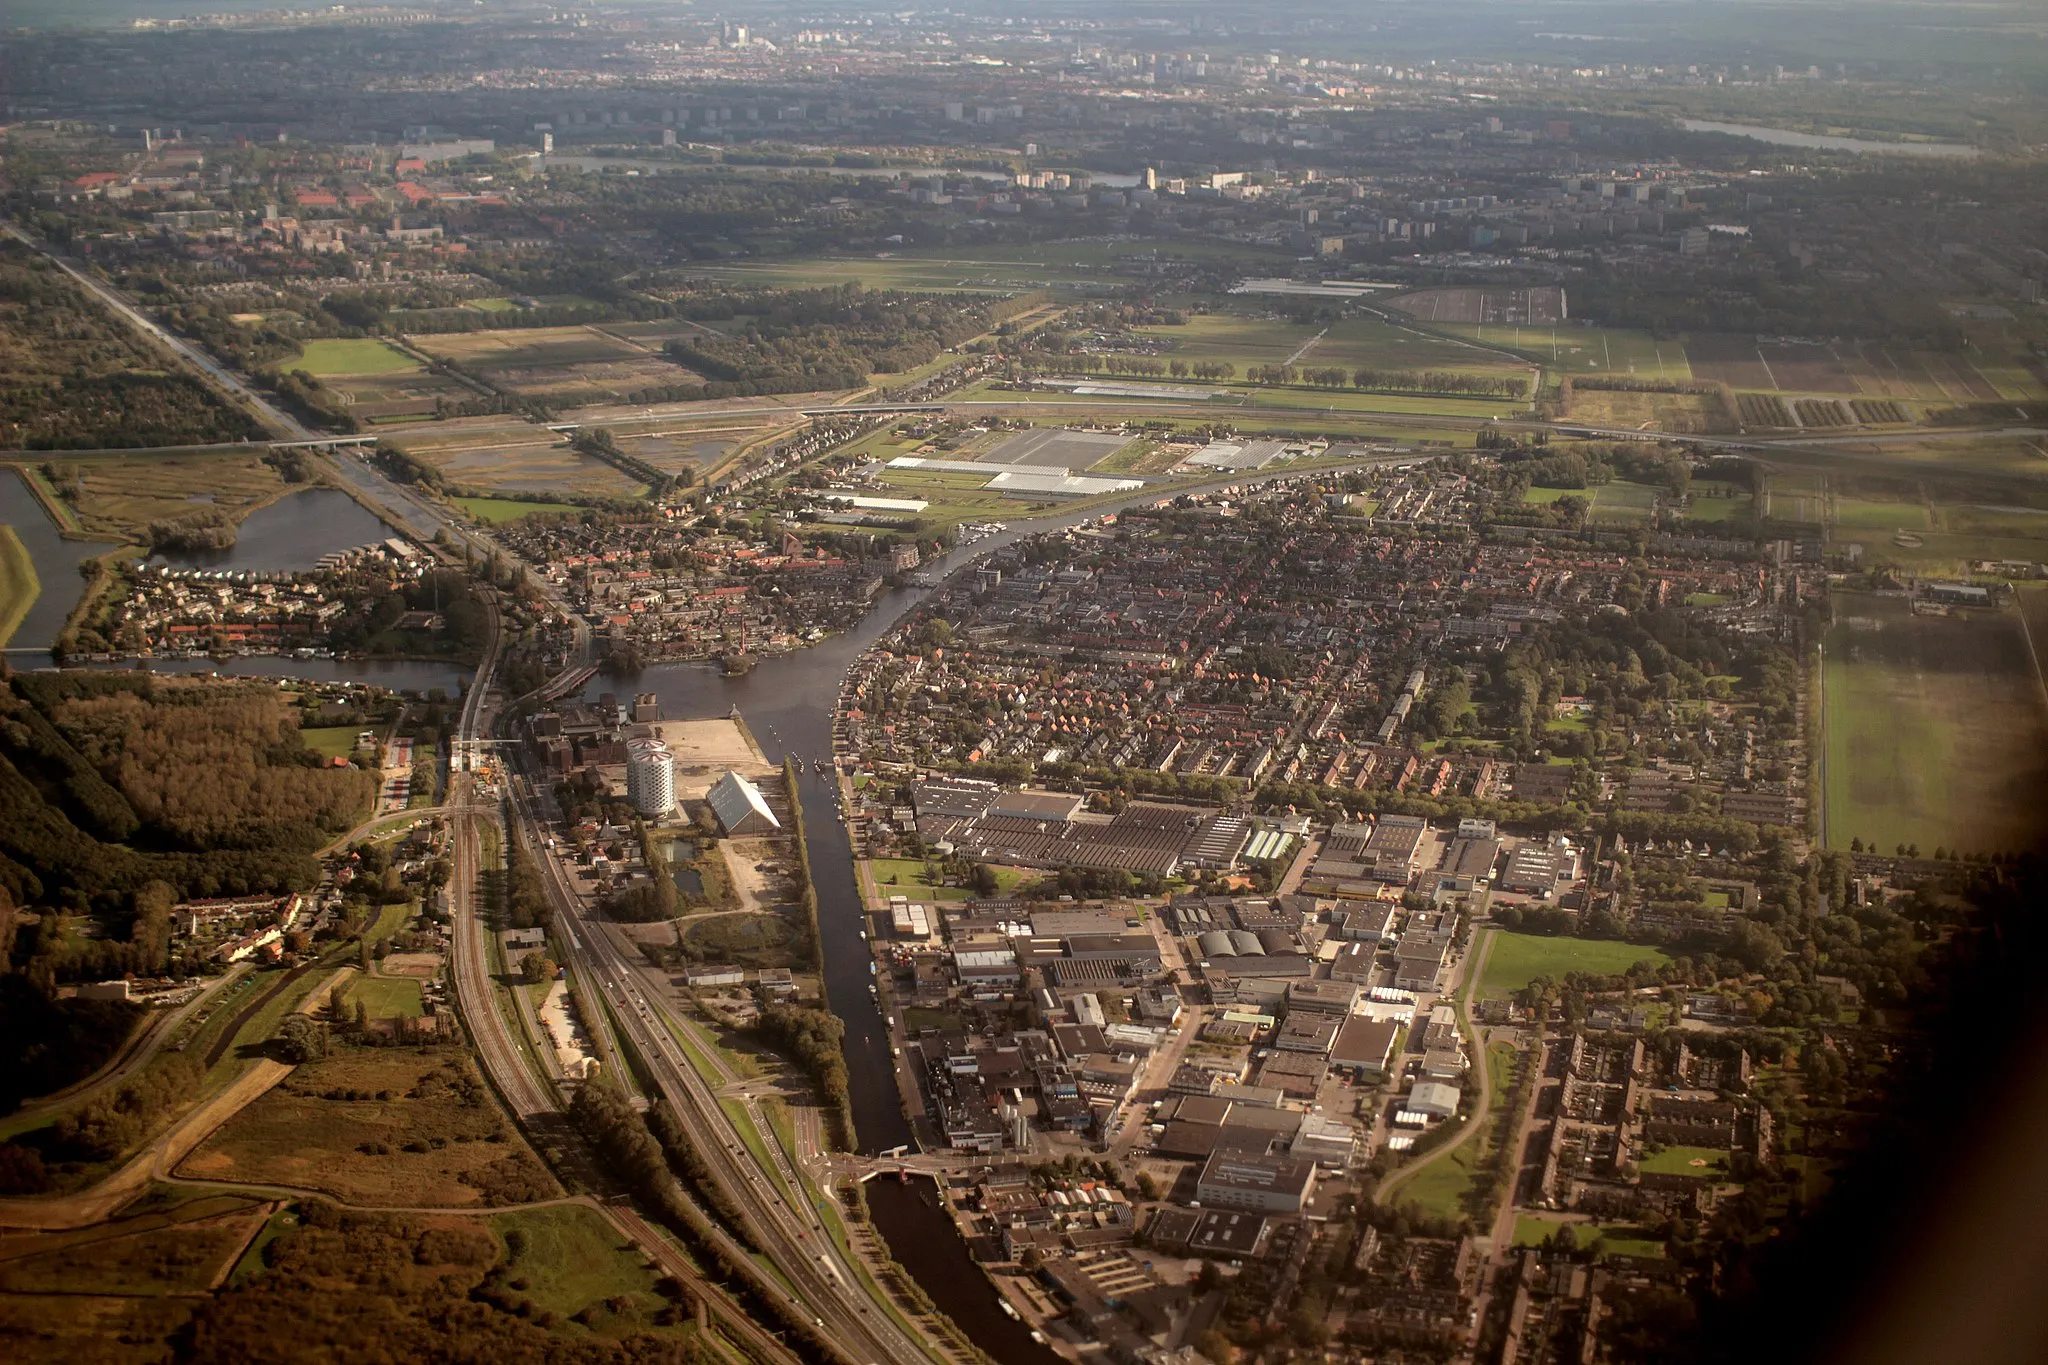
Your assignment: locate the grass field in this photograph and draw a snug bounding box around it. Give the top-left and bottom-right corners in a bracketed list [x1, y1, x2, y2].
[0, 523, 40, 648]
[1569, 387, 1729, 435]
[1637, 1144, 1735, 1178]
[0, 1191, 270, 1297]
[867, 857, 1030, 902]
[453, 495, 585, 523]
[1433, 323, 1692, 380]
[299, 725, 361, 760]
[1477, 931, 1674, 999]
[178, 1043, 556, 1207]
[348, 974, 424, 1018]
[1822, 593, 2048, 855]
[1392, 1040, 1519, 1223]
[1832, 495, 1929, 531]
[52, 452, 288, 540]
[1511, 1214, 1665, 1258]
[1683, 482, 1753, 523]
[294, 338, 421, 377]
[491, 1204, 670, 1326]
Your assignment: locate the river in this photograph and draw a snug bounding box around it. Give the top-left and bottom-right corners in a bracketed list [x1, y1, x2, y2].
[1678, 119, 1979, 159]
[0, 469, 120, 654]
[540, 153, 1141, 188]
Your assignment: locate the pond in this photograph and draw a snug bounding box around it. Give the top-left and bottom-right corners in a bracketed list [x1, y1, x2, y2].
[151, 486, 398, 572]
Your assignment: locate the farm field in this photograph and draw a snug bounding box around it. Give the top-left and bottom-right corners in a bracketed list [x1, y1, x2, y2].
[397, 435, 648, 498]
[1568, 386, 1729, 435]
[412, 325, 700, 407]
[1476, 931, 1674, 1000]
[177, 1043, 558, 1208]
[0, 524, 39, 648]
[1831, 495, 1929, 531]
[453, 495, 584, 523]
[47, 452, 288, 538]
[1761, 470, 1827, 524]
[616, 417, 790, 478]
[1385, 285, 1568, 327]
[1822, 594, 2048, 856]
[1312, 314, 1532, 377]
[294, 338, 420, 377]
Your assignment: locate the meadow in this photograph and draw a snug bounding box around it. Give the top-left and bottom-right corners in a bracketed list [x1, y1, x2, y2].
[294, 338, 421, 377]
[1477, 931, 1674, 1000]
[1822, 593, 2048, 855]
[0, 524, 40, 648]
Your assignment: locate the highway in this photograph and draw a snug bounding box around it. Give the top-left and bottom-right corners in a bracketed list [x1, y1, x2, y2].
[516, 766, 941, 1365]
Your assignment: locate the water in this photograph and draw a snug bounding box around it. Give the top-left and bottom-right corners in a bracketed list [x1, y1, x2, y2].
[0, 469, 122, 654]
[150, 486, 396, 572]
[80, 654, 471, 696]
[540, 154, 1140, 188]
[1679, 119, 1978, 159]
[866, 1176, 1061, 1365]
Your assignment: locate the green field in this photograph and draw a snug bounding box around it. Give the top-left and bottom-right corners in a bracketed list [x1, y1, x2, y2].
[0, 524, 40, 648]
[1587, 479, 1663, 526]
[1684, 482, 1753, 523]
[1637, 1144, 1735, 1178]
[294, 338, 422, 376]
[491, 1205, 670, 1325]
[299, 725, 361, 760]
[1822, 594, 2048, 855]
[454, 495, 585, 524]
[348, 974, 424, 1018]
[1477, 931, 1673, 999]
[1512, 1214, 1665, 1258]
[1832, 496, 1929, 531]
[470, 296, 521, 312]
[1432, 323, 1692, 380]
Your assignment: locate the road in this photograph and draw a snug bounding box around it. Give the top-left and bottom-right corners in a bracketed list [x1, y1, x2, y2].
[1378, 928, 1500, 1205]
[522, 768, 942, 1365]
[1, 222, 314, 442]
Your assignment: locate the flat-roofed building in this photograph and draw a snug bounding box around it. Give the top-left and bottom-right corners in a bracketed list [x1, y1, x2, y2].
[1330, 1016, 1403, 1078]
[1196, 1148, 1319, 1214]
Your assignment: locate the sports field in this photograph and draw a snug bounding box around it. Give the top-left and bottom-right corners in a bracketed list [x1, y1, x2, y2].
[294, 338, 421, 376]
[1477, 931, 1674, 999]
[1822, 593, 2048, 855]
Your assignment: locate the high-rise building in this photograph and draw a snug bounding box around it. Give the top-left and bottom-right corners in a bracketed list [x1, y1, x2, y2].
[626, 739, 676, 817]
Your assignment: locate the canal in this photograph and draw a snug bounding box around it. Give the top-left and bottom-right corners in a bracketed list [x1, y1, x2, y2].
[151, 485, 397, 572]
[0, 468, 121, 655]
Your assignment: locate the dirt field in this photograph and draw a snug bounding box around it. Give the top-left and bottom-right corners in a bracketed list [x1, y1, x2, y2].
[411, 440, 646, 498]
[412, 325, 702, 406]
[1684, 334, 1776, 389]
[177, 1044, 556, 1208]
[1757, 343, 1859, 394]
[653, 717, 771, 773]
[1824, 593, 2048, 855]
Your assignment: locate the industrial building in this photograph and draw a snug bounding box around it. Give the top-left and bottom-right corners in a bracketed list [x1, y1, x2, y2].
[706, 769, 779, 835]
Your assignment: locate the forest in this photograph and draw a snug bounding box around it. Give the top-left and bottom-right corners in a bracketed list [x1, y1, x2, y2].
[0, 243, 263, 449]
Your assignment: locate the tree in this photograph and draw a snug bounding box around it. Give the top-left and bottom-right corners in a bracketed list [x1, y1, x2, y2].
[520, 950, 556, 984]
[276, 1013, 326, 1064]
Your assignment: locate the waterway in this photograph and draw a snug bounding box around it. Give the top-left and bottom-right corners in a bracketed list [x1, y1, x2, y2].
[0, 468, 120, 655]
[540, 154, 1141, 188]
[866, 1176, 1061, 1365]
[150, 485, 397, 572]
[80, 654, 472, 695]
[1678, 119, 1979, 159]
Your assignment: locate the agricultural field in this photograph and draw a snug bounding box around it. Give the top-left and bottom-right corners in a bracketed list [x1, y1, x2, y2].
[46, 452, 288, 539]
[613, 416, 790, 479]
[392, 430, 647, 499]
[1822, 593, 2048, 856]
[1384, 286, 1569, 327]
[412, 326, 701, 407]
[1132, 313, 1319, 371]
[293, 338, 420, 377]
[177, 1043, 559, 1208]
[1476, 931, 1675, 1000]
[1831, 495, 1930, 531]
[1567, 386, 1730, 435]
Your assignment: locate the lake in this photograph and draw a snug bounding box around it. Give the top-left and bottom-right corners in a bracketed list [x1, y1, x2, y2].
[1679, 119, 1978, 159]
[151, 486, 397, 572]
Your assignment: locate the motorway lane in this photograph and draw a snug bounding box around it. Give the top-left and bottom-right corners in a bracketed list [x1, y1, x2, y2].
[523, 789, 936, 1365]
